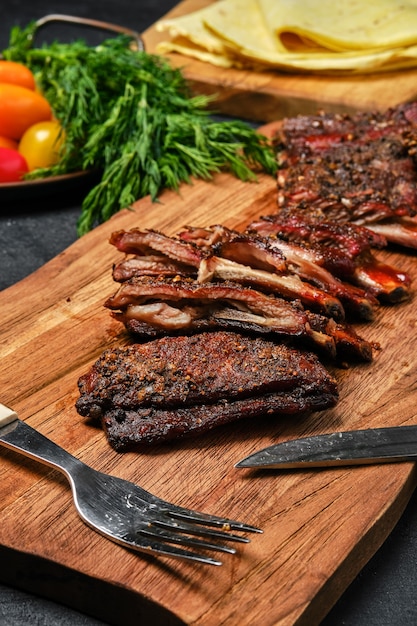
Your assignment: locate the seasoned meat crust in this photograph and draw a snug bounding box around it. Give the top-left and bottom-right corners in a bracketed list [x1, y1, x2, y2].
[273, 102, 417, 249]
[76, 331, 338, 449]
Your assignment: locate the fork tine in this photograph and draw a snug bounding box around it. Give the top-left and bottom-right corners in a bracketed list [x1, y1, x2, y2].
[127, 490, 261, 534]
[153, 518, 251, 543]
[121, 531, 224, 566]
[165, 507, 262, 534]
[139, 525, 238, 554]
[138, 491, 261, 533]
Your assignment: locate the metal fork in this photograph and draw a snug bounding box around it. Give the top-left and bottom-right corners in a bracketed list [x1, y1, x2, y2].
[0, 403, 261, 566]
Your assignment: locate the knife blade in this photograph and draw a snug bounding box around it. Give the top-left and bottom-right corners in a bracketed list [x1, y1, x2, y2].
[235, 425, 417, 469]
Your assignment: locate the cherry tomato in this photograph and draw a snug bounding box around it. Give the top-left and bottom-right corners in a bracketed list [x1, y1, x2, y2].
[0, 83, 52, 140]
[0, 147, 29, 182]
[0, 135, 18, 150]
[0, 60, 36, 90]
[19, 120, 66, 170]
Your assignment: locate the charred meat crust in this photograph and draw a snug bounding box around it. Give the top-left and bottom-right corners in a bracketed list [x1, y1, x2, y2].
[99, 390, 337, 450]
[76, 332, 338, 449]
[273, 102, 417, 250]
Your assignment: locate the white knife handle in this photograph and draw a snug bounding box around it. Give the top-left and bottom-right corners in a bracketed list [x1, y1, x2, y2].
[0, 403, 83, 476]
[0, 403, 18, 428]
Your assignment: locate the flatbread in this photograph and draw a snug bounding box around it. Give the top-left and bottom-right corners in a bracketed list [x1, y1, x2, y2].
[257, 0, 417, 52]
[155, 0, 417, 73]
[156, 0, 273, 68]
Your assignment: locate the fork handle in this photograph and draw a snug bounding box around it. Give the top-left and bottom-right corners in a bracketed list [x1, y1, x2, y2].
[0, 403, 83, 480]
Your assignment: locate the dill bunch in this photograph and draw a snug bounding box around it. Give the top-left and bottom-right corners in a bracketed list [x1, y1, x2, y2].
[4, 24, 277, 236]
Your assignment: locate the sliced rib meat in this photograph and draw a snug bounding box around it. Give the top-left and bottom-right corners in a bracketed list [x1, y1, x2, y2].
[105, 276, 319, 339]
[111, 227, 346, 319]
[274, 102, 417, 249]
[75, 331, 339, 449]
[104, 275, 375, 362]
[198, 255, 345, 321]
[184, 224, 378, 319]
[365, 217, 417, 250]
[248, 210, 387, 260]
[110, 228, 204, 267]
[277, 137, 417, 222]
[249, 211, 411, 303]
[274, 103, 417, 163]
[112, 255, 195, 282]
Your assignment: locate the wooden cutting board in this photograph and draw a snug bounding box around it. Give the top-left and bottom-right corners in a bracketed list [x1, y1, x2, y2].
[1, 121, 417, 625]
[143, 0, 417, 121]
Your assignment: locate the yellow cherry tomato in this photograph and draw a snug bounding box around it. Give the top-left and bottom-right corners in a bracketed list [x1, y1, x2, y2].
[18, 120, 65, 170]
[0, 83, 52, 140]
[0, 60, 36, 90]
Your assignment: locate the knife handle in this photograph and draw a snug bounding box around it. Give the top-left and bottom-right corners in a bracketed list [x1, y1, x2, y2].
[0, 403, 83, 477]
[0, 403, 18, 428]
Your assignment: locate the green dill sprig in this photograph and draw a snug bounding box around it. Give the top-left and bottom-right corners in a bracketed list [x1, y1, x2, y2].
[3, 24, 278, 236]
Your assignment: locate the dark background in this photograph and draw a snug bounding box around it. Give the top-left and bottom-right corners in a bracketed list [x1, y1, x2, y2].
[1, 1, 417, 624]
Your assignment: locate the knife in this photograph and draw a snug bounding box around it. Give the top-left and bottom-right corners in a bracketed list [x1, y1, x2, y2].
[235, 425, 417, 469]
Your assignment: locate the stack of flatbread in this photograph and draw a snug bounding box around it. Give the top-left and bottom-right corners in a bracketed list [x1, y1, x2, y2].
[156, 0, 417, 73]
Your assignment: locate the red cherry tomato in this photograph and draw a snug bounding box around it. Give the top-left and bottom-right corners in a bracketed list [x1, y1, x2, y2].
[0, 147, 29, 182]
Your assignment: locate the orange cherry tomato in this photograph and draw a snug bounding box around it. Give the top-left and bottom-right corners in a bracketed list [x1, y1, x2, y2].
[0, 60, 36, 90]
[0, 135, 18, 150]
[19, 120, 66, 170]
[0, 147, 29, 182]
[0, 83, 52, 140]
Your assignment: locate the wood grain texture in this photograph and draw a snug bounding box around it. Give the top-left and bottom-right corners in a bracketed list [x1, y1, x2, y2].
[1, 119, 417, 625]
[143, 0, 417, 122]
